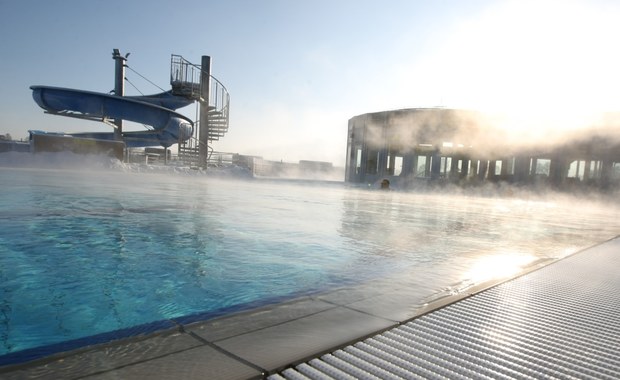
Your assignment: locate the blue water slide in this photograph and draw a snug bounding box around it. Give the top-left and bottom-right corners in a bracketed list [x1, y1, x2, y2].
[30, 86, 195, 148]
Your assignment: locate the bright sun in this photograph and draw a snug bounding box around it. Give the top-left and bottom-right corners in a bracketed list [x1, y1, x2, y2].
[404, 0, 620, 138]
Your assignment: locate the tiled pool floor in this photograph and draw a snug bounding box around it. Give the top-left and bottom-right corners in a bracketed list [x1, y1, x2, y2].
[1, 238, 614, 379]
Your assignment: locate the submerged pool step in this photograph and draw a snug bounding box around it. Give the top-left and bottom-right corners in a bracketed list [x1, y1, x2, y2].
[268, 238, 620, 379]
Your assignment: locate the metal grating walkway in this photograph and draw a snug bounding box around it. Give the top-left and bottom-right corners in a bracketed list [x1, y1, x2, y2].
[269, 238, 620, 379]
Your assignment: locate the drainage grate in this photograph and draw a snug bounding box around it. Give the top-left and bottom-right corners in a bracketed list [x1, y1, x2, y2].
[269, 239, 620, 379]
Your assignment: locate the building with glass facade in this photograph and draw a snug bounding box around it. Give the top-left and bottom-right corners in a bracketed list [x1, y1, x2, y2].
[345, 108, 620, 191]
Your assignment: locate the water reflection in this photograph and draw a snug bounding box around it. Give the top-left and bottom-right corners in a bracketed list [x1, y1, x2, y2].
[460, 250, 538, 284]
[338, 188, 620, 298]
[2, 168, 620, 358]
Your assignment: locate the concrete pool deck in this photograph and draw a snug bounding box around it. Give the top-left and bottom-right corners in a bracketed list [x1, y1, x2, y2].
[1, 237, 619, 379]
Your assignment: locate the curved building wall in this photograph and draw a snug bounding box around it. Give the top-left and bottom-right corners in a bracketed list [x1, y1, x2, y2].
[345, 108, 620, 191]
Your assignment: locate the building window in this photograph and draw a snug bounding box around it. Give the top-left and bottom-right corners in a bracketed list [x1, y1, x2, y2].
[589, 160, 601, 179]
[416, 155, 427, 178]
[568, 160, 585, 180]
[440, 157, 451, 177]
[494, 160, 503, 176]
[507, 157, 515, 175]
[394, 156, 403, 176]
[612, 163, 620, 180]
[366, 150, 379, 175]
[535, 159, 551, 176]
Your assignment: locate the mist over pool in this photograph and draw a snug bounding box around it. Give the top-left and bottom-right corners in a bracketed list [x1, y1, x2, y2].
[1, 157, 620, 357]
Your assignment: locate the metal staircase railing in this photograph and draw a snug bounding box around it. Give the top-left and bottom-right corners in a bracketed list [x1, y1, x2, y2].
[170, 54, 230, 166]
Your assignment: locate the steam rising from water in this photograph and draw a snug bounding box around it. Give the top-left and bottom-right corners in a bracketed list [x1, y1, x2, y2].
[0, 151, 244, 177]
[2, 153, 620, 357]
[360, 108, 620, 160]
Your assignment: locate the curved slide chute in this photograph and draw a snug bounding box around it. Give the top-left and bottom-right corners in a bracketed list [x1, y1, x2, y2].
[30, 85, 194, 148]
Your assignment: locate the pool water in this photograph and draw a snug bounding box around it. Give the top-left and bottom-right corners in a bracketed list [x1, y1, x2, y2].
[1, 165, 620, 360]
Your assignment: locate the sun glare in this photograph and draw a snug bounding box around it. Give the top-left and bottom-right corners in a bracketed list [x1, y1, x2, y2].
[403, 0, 620, 138]
[462, 251, 538, 284]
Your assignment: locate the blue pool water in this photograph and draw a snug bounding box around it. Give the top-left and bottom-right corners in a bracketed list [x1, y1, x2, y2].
[2, 163, 620, 362]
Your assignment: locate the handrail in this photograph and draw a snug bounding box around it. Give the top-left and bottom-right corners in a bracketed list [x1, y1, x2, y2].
[169, 55, 230, 107]
[170, 54, 230, 142]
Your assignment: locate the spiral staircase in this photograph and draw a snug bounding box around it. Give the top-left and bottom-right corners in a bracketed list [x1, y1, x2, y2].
[170, 55, 230, 167]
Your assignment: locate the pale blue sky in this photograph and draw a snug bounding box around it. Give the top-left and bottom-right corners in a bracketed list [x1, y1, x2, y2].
[2, 0, 620, 165]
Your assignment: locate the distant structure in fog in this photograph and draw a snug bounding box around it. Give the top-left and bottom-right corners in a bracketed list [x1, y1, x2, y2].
[253, 157, 339, 180]
[345, 108, 620, 191]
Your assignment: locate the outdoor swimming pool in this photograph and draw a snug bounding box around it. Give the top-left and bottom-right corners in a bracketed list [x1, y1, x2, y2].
[2, 163, 620, 364]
